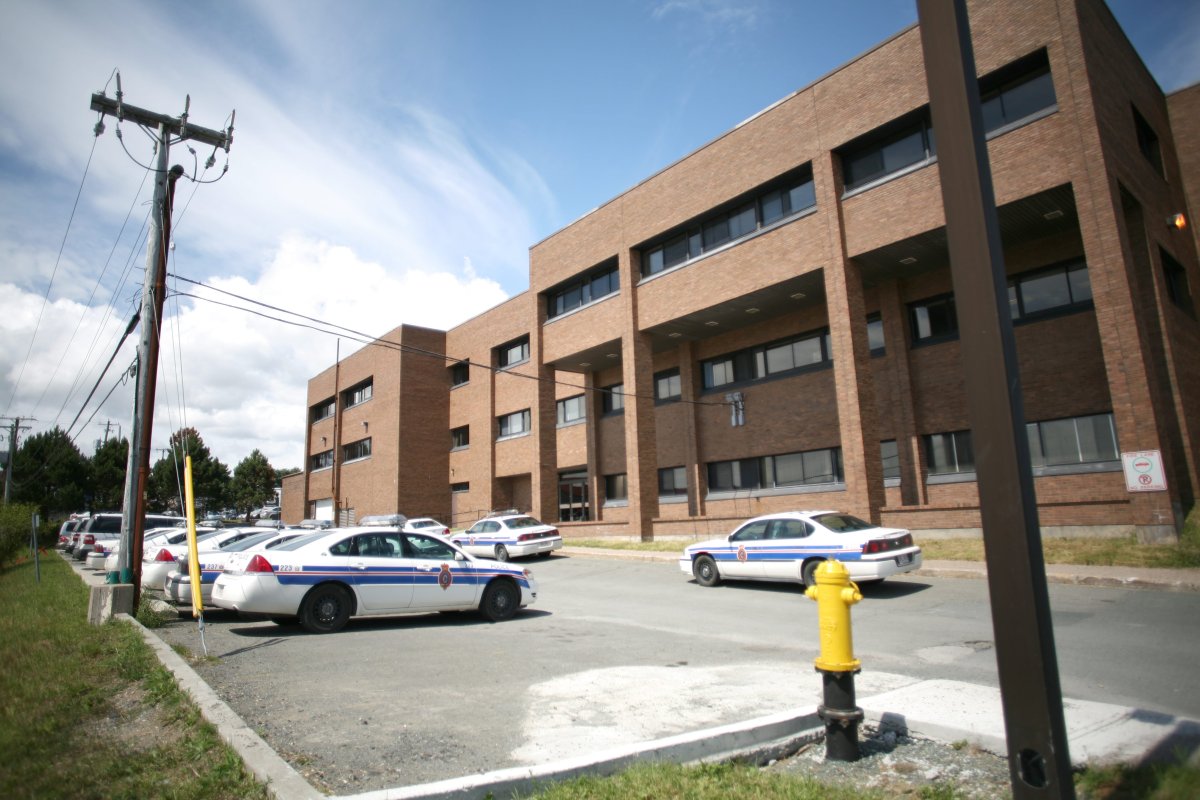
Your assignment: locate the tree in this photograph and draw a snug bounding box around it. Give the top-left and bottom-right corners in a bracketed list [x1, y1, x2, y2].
[232, 450, 277, 517]
[90, 437, 129, 511]
[10, 427, 89, 517]
[148, 427, 230, 514]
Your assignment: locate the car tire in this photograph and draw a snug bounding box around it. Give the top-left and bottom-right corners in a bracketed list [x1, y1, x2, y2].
[480, 579, 519, 622]
[494, 544, 510, 562]
[802, 559, 823, 589]
[300, 584, 352, 634]
[694, 555, 720, 587]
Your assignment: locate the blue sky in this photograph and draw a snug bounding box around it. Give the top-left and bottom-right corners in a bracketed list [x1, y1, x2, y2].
[1, 0, 1197, 474]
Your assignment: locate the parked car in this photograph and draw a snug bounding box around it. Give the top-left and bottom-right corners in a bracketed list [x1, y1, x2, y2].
[73, 513, 182, 561]
[164, 530, 318, 606]
[679, 510, 922, 589]
[450, 513, 562, 562]
[142, 527, 264, 591]
[404, 517, 450, 537]
[58, 517, 88, 549]
[212, 525, 538, 633]
[103, 526, 218, 574]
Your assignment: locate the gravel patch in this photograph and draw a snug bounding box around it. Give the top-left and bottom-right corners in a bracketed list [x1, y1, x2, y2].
[766, 725, 1014, 798]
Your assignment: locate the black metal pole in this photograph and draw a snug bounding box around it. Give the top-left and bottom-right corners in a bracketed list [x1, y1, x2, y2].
[916, 2, 1074, 796]
[819, 669, 862, 761]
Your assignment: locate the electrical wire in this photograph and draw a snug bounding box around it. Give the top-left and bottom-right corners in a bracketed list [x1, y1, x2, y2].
[3, 133, 102, 419]
[63, 311, 140, 440]
[167, 275, 733, 409]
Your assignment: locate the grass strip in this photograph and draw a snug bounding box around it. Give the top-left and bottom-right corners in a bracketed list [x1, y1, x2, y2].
[0, 555, 269, 800]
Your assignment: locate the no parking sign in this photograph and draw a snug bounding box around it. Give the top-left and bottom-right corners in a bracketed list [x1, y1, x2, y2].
[1121, 450, 1167, 492]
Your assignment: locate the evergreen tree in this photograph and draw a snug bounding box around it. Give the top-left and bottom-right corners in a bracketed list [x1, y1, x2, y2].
[90, 437, 129, 511]
[232, 450, 278, 517]
[10, 427, 89, 517]
[148, 427, 230, 515]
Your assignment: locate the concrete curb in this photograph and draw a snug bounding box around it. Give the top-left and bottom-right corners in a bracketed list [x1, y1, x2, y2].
[118, 612, 324, 800]
[335, 708, 825, 800]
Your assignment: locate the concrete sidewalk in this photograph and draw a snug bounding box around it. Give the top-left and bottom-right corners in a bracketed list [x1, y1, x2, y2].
[64, 550, 1200, 800]
[562, 545, 1200, 592]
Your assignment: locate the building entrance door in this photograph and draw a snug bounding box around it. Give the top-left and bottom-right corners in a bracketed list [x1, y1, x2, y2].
[558, 471, 589, 522]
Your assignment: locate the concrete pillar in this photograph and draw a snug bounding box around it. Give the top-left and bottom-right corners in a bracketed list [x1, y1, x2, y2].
[877, 281, 929, 506]
[618, 248, 659, 540]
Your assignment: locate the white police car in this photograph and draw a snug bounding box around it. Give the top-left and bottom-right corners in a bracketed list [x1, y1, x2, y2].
[211, 525, 538, 633]
[680, 510, 922, 588]
[164, 530, 317, 606]
[450, 512, 562, 561]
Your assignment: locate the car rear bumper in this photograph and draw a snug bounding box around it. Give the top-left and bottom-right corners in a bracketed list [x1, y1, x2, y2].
[848, 549, 923, 581]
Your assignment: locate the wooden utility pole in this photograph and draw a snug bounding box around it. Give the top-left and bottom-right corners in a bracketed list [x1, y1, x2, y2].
[2, 416, 34, 503]
[90, 81, 233, 604]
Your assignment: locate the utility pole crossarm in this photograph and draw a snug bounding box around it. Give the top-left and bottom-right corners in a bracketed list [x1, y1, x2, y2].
[90, 93, 232, 150]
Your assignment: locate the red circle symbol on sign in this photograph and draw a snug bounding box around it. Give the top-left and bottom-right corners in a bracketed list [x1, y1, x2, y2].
[1139, 474, 1152, 486]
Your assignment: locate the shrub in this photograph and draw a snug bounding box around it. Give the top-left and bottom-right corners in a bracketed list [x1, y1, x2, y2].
[0, 503, 41, 566]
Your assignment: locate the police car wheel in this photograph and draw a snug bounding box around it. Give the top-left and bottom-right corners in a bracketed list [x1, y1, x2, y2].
[494, 544, 510, 562]
[481, 580, 518, 622]
[694, 555, 720, 587]
[301, 584, 352, 633]
[802, 559, 822, 589]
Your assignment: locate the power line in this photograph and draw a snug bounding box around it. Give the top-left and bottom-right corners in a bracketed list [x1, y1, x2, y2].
[166, 275, 732, 409]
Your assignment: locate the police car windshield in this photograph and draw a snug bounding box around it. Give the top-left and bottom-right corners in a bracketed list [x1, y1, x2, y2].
[812, 514, 876, 533]
[222, 532, 278, 552]
[505, 516, 543, 529]
[271, 532, 329, 551]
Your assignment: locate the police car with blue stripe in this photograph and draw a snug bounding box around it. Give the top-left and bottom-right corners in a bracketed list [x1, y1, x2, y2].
[212, 522, 538, 633]
[680, 510, 922, 589]
[450, 511, 562, 562]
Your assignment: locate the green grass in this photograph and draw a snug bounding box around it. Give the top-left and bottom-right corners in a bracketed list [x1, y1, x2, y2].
[568, 508, 1200, 569]
[517, 760, 892, 800]
[1075, 756, 1200, 799]
[0, 556, 270, 800]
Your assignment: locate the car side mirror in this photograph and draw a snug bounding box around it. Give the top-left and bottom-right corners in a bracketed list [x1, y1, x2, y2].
[455, 551, 466, 561]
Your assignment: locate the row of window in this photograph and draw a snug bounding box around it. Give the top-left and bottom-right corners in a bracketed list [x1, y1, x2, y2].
[927, 412, 1119, 476]
[702, 329, 832, 391]
[309, 437, 373, 471]
[309, 378, 374, 424]
[840, 49, 1056, 193]
[641, 167, 816, 279]
[547, 260, 619, 320]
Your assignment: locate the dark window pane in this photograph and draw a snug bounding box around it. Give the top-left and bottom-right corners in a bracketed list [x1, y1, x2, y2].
[881, 440, 900, 479]
[728, 204, 757, 239]
[702, 216, 730, 250]
[1019, 268, 1072, 315]
[761, 190, 784, 225]
[997, 69, 1055, 125]
[1068, 264, 1092, 303]
[663, 234, 689, 268]
[645, 247, 664, 275]
[788, 180, 816, 212]
[867, 316, 885, 352]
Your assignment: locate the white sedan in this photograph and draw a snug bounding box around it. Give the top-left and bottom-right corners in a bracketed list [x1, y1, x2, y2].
[164, 530, 318, 606]
[142, 527, 262, 591]
[450, 514, 562, 561]
[212, 526, 538, 633]
[680, 510, 922, 588]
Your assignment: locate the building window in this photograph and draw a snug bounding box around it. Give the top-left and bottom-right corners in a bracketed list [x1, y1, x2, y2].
[926, 431, 974, 476]
[451, 482, 469, 493]
[841, 110, 936, 192]
[556, 395, 587, 426]
[497, 409, 531, 439]
[310, 397, 335, 423]
[450, 361, 469, 388]
[701, 329, 832, 391]
[881, 440, 900, 480]
[604, 473, 628, 502]
[867, 314, 885, 355]
[708, 448, 843, 492]
[979, 49, 1057, 134]
[1161, 249, 1194, 315]
[342, 379, 373, 408]
[1133, 105, 1163, 177]
[658, 466, 687, 497]
[342, 437, 371, 463]
[497, 336, 530, 368]
[310, 449, 333, 471]
[640, 166, 816, 278]
[450, 425, 470, 451]
[909, 294, 958, 343]
[1008, 259, 1093, 321]
[654, 368, 681, 402]
[547, 259, 619, 319]
[602, 384, 625, 414]
[1027, 413, 1118, 469]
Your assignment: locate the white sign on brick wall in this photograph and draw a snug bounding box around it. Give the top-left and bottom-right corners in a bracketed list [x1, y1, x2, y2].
[1121, 450, 1167, 492]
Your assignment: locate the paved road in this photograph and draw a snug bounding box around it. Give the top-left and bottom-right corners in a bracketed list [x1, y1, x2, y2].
[151, 554, 1200, 794]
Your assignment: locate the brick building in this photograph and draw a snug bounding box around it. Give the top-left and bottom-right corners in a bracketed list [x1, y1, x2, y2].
[283, 0, 1200, 543]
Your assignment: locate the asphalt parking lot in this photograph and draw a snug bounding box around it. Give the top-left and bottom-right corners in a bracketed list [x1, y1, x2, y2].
[147, 550, 1200, 795]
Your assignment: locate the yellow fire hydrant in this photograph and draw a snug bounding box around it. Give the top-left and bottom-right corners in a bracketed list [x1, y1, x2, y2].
[805, 559, 864, 761]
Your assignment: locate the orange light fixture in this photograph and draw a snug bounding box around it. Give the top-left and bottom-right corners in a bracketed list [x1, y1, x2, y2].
[1168, 212, 1187, 230]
